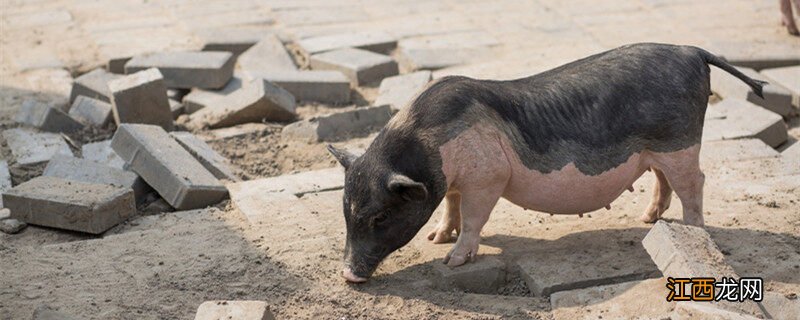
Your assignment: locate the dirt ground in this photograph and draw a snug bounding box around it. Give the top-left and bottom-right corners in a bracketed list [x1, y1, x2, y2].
[2, 1, 800, 319]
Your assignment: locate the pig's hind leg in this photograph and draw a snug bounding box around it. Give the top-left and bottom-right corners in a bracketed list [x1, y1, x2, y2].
[427, 191, 461, 243]
[640, 167, 673, 223]
[649, 145, 705, 227]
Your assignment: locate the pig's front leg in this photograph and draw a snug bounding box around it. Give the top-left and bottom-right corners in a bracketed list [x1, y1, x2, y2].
[443, 185, 504, 267]
[427, 191, 461, 243]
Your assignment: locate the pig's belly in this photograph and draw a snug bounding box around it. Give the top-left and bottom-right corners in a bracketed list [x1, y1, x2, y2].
[502, 152, 650, 215]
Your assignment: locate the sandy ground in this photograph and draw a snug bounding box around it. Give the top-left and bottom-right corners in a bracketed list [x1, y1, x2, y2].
[1, 0, 800, 319]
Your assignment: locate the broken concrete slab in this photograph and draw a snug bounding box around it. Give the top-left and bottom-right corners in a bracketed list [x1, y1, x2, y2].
[227, 167, 343, 197]
[550, 278, 673, 320]
[16, 100, 84, 133]
[108, 68, 174, 131]
[672, 302, 759, 320]
[761, 65, 800, 109]
[69, 68, 121, 103]
[206, 123, 271, 141]
[198, 28, 263, 56]
[248, 70, 351, 104]
[81, 140, 125, 169]
[282, 105, 392, 142]
[309, 48, 398, 86]
[433, 255, 505, 294]
[125, 51, 235, 89]
[703, 99, 787, 148]
[375, 71, 431, 111]
[237, 34, 297, 74]
[43, 155, 149, 204]
[230, 190, 305, 226]
[710, 66, 794, 117]
[188, 79, 296, 128]
[700, 139, 780, 163]
[111, 124, 227, 210]
[3, 128, 73, 166]
[298, 31, 397, 56]
[182, 75, 245, 114]
[517, 244, 660, 297]
[69, 96, 112, 127]
[713, 41, 800, 70]
[0, 160, 10, 207]
[170, 131, 238, 181]
[2, 176, 135, 234]
[194, 301, 275, 320]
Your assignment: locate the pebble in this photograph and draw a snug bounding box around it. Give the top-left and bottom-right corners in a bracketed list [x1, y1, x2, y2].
[0, 218, 27, 234]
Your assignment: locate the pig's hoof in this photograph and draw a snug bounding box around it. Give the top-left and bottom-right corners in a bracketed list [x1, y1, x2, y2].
[427, 229, 455, 243]
[443, 243, 478, 267]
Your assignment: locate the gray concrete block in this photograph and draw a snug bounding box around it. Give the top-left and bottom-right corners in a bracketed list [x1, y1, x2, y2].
[69, 96, 112, 127]
[309, 48, 398, 86]
[170, 131, 238, 181]
[0, 160, 10, 208]
[169, 99, 184, 119]
[2, 176, 135, 234]
[43, 155, 149, 204]
[247, 70, 351, 104]
[761, 65, 800, 109]
[16, 100, 84, 133]
[237, 34, 297, 74]
[229, 190, 303, 226]
[375, 71, 431, 111]
[198, 28, 263, 56]
[298, 31, 397, 56]
[2, 128, 73, 166]
[714, 41, 800, 70]
[550, 278, 673, 320]
[70, 68, 121, 103]
[282, 105, 391, 142]
[642, 221, 736, 279]
[761, 291, 800, 320]
[188, 78, 296, 129]
[710, 66, 794, 117]
[109, 68, 174, 131]
[227, 167, 343, 197]
[111, 124, 227, 210]
[433, 255, 505, 294]
[81, 140, 125, 169]
[194, 301, 275, 320]
[703, 99, 787, 148]
[125, 51, 235, 89]
[107, 56, 132, 74]
[182, 75, 244, 114]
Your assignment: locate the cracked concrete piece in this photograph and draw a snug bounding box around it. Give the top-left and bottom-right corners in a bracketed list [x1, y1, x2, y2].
[111, 124, 227, 210]
[125, 51, 235, 89]
[3, 128, 73, 166]
[375, 71, 431, 111]
[247, 70, 351, 104]
[70, 68, 121, 103]
[309, 48, 398, 86]
[710, 66, 794, 117]
[43, 155, 149, 204]
[170, 131, 238, 181]
[227, 167, 343, 197]
[194, 300, 275, 320]
[550, 278, 674, 320]
[433, 256, 505, 294]
[16, 100, 84, 133]
[109, 68, 174, 131]
[182, 75, 245, 114]
[81, 140, 125, 169]
[2, 176, 135, 234]
[188, 79, 296, 128]
[298, 31, 397, 56]
[69, 96, 113, 127]
[237, 34, 297, 74]
[761, 65, 800, 109]
[703, 99, 787, 148]
[282, 105, 392, 142]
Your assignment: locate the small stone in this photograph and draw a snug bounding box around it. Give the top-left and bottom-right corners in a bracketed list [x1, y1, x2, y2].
[282, 105, 392, 142]
[0, 218, 27, 234]
[108, 68, 174, 131]
[309, 48, 398, 86]
[16, 99, 84, 133]
[69, 96, 113, 127]
[125, 51, 235, 89]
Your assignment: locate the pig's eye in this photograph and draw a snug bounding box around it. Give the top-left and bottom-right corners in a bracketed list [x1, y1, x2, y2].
[373, 210, 390, 225]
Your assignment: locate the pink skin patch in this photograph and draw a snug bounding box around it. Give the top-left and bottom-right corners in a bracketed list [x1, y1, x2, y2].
[431, 123, 704, 267]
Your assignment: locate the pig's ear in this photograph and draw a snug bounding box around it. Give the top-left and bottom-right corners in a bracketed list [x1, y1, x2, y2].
[327, 144, 358, 169]
[387, 174, 428, 201]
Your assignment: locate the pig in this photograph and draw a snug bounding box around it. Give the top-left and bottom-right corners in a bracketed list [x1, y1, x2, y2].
[780, 0, 800, 35]
[327, 43, 767, 283]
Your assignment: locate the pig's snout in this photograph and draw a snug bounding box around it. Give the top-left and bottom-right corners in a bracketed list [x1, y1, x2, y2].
[342, 267, 368, 283]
